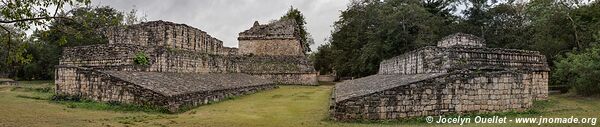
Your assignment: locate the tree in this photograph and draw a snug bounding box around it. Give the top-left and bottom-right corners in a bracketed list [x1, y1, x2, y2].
[553, 43, 600, 96]
[1, 0, 90, 76]
[280, 6, 312, 54]
[15, 6, 142, 80]
[1, 0, 90, 29]
[36, 6, 128, 47]
[312, 43, 334, 74]
[0, 24, 29, 77]
[323, 0, 450, 77]
[527, 0, 600, 66]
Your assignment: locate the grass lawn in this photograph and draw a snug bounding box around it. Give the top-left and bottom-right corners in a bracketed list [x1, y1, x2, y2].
[0, 81, 598, 127]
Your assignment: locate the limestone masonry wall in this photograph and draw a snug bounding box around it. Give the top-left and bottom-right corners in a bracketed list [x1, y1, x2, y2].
[104, 21, 226, 54]
[59, 20, 317, 85]
[238, 19, 306, 56]
[331, 33, 549, 121]
[60, 44, 145, 67]
[378, 47, 549, 75]
[55, 65, 277, 112]
[331, 71, 547, 120]
[238, 39, 303, 56]
[55, 66, 165, 105]
[58, 44, 318, 85]
[437, 33, 486, 48]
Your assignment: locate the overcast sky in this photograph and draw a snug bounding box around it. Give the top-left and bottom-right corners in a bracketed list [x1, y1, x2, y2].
[91, 0, 350, 51]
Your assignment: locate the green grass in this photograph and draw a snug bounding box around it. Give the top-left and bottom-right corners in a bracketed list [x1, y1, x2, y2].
[0, 81, 599, 126]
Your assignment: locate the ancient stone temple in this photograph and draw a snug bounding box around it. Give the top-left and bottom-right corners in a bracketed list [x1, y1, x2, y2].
[239, 20, 306, 56]
[55, 19, 317, 112]
[330, 33, 549, 121]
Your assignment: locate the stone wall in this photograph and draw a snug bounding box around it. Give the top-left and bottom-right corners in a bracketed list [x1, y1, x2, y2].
[60, 44, 145, 67]
[318, 75, 336, 82]
[55, 66, 164, 105]
[59, 43, 318, 85]
[331, 33, 549, 121]
[238, 39, 303, 56]
[239, 55, 318, 85]
[0, 79, 17, 85]
[150, 49, 240, 73]
[55, 65, 277, 112]
[104, 21, 227, 54]
[238, 19, 306, 56]
[437, 33, 485, 48]
[331, 71, 547, 121]
[249, 73, 318, 85]
[378, 47, 549, 75]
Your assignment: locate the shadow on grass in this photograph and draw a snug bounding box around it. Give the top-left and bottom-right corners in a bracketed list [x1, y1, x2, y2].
[11, 81, 264, 114]
[50, 95, 171, 114]
[11, 86, 53, 93]
[46, 93, 251, 114]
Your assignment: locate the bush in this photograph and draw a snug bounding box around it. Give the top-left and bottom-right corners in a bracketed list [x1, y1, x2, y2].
[52, 94, 82, 101]
[133, 52, 149, 66]
[553, 44, 600, 96]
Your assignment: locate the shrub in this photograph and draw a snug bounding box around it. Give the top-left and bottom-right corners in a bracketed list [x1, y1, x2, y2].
[553, 44, 600, 96]
[133, 52, 149, 66]
[52, 94, 82, 101]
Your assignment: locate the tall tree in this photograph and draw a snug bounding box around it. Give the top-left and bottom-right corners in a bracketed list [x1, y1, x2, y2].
[1, 0, 90, 76]
[527, 0, 600, 65]
[0, 25, 29, 77]
[280, 6, 312, 54]
[325, 0, 450, 77]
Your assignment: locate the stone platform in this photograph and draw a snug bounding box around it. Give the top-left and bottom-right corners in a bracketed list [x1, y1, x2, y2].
[0, 78, 17, 85]
[330, 33, 549, 121]
[56, 65, 276, 112]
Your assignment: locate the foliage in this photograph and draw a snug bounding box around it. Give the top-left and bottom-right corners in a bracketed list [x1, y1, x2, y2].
[36, 6, 129, 47]
[16, 40, 60, 80]
[0, 0, 91, 29]
[553, 44, 600, 96]
[133, 52, 150, 66]
[312, 43, 334, 74]
[0, 25, 30, 76]
[10, 6, 144, 80]
[1, 0, 90, 77]
[320, 0, 453, 77]
[280, 6, 313, 54]
[527, 0, 600, 65]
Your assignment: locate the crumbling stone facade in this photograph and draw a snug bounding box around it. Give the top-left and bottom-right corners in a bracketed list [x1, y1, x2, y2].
[55, 19, 317, 112]
[238, 20, 306, 56]
[330, 33, 549, 121]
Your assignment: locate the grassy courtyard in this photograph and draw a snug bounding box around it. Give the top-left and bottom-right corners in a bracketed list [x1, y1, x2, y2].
[0, 81, 598, 127]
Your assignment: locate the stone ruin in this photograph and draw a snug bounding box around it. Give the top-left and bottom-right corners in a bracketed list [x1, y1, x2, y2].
[55, 19, 318, 112]
[0, 78, 16, 85]
[0, 73, 17, 85]
[330, 33, 550, 121]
